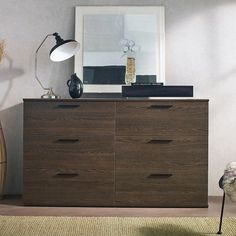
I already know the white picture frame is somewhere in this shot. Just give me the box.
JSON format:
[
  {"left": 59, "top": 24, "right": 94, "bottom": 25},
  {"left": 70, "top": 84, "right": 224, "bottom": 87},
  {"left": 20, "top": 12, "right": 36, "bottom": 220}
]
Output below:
[{"left": 75, "top": 6, "right": 165, "bottom": 93}]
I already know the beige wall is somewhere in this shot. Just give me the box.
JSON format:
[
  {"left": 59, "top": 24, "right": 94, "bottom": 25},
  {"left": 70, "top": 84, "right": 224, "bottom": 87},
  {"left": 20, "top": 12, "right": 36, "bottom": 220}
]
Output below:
[{"left": 0, "top": 0, "right": 236, "bottom": 195}]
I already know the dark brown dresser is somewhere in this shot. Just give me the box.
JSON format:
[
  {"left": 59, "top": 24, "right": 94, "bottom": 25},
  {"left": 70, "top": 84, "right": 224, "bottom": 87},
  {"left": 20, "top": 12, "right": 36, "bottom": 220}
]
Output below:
[{"left": 23, "top": 98, "right": 208, "bottom": 207}]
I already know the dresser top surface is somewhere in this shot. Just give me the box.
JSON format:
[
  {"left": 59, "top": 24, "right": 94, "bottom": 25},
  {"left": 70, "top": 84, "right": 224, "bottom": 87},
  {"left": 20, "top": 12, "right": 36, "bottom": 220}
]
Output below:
[{"left": 23, "top": 98, "right": 209, "bottom": 102}]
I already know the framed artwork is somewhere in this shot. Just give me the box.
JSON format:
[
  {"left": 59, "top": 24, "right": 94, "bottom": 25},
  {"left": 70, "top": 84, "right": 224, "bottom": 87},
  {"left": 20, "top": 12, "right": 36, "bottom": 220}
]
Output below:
[{"left": 75, "top": 6, "right": 165, "bottom": 93}]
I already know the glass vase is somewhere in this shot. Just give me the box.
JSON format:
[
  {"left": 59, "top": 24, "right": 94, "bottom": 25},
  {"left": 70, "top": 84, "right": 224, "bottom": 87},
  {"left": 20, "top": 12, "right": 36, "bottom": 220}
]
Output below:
[{"left": 125, "top": 56, "right": 136, "bottom": 85}]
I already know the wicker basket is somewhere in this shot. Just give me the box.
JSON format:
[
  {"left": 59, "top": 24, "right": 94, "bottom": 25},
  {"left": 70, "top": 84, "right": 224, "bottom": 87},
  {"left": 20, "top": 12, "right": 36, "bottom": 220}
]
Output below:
[{"left": 0, "top": 121, "right": 7, "bottom": 199}]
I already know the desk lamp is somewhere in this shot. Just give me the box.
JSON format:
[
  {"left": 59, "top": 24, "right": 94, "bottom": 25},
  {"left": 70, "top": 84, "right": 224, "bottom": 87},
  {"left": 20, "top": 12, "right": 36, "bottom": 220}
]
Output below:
[{"left": 35, "top": 32, "right": 80, "bottom": 98}]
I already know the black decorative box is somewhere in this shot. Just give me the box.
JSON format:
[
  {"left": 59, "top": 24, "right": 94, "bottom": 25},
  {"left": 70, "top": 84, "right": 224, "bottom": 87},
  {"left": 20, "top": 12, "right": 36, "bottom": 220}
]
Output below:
[{"left": 122, "top": 85, "right": 193, "bottom": 97}]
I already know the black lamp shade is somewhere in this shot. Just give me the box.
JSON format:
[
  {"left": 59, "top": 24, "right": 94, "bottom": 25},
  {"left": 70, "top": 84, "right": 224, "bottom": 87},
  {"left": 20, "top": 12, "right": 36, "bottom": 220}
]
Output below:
[{"left": 49, "top": 39, "right": 80, "bottom": 62}]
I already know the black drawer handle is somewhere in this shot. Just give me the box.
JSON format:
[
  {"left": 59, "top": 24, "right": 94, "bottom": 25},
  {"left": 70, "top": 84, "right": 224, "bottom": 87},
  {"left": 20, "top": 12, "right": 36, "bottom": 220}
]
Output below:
[
  {"left": 55, "top": 172, "right": 79, "bottom": 178},
  {"left": 148, "top": 174, "right": 173, "bottom": 179},
  {"left": 57, "top": 104, "right": 80, "bottom": 109},
  {"left": 57, "top": 139, "right": 79, "bottom": 143},
  {"left": 147, "top": 139, "right": 173, "bottom": 144},
  {"left": 148, "top": 105, "right": 173, "bottom": 109}
]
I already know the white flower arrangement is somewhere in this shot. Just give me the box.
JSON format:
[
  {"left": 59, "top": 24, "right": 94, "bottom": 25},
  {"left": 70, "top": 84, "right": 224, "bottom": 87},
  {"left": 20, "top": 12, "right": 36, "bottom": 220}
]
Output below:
[{"left": 120, "top": 39, "right": 140, "bottom": 57}]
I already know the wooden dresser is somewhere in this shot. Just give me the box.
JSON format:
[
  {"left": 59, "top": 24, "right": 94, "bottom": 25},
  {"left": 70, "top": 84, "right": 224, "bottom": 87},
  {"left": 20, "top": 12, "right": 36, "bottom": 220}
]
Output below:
[{"left": 23, "top": 98, "right": 208, "bottom": 207}]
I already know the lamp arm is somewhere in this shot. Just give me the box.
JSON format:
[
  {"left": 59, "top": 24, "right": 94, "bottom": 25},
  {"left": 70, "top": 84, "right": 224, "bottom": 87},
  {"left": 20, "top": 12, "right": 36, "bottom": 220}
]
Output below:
[{"left": 34, "top": 33, "right": 55, "bottom": 90}]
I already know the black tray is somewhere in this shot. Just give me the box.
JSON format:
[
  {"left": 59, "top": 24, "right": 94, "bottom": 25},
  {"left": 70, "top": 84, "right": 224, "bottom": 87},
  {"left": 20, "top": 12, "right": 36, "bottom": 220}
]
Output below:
[{"left": 122, "top": 85, "right": 193, "bottom": 97}]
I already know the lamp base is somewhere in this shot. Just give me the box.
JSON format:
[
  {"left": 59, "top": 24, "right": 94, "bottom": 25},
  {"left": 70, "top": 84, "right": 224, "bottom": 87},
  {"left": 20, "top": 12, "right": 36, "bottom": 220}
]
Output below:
[{"left": 41, "top": 88, "right": 60, "bottom": 99}]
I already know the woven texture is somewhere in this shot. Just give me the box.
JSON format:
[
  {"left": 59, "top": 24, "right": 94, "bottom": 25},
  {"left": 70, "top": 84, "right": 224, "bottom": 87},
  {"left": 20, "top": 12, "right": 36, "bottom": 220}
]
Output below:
[{"left": 0, "top": 216, "right": 236, "bottom": 236}]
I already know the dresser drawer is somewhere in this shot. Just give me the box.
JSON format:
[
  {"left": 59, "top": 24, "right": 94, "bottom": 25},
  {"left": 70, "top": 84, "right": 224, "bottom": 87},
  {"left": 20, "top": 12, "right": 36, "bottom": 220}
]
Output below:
[
  {"left": 116, "top": 101, "right": 208, "bottom": 136},
  {"left": 115, "top": 135, "right": 208, "bottom": 169},
  {"left": 24, "top": 101, "right": 115, "bottom": 135},
  {"left": 24, "top": 177, "right": 113, "bottom": 206},
  {"left": 116, "top": 154, "right": 207, "bottom": 194},
  {"left": 24, "top": 162, "right": 114, "bottom": 206},
  {"left": 24, "top": 133, "right": 114, "bottom": 160},
  {"left": 115, "top": 157, "right": 207, "bottom": 207}
]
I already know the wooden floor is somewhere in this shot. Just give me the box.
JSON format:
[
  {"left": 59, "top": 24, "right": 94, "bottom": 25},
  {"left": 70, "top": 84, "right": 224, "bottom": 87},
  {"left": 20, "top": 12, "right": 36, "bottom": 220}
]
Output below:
[{"left": 0, "top": 196, "right": 235, "bottom": 217}]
